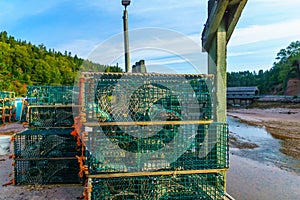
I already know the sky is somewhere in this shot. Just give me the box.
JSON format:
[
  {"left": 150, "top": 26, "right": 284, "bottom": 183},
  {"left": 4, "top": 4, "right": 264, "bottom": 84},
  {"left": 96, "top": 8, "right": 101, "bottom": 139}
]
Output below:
[{"left": 1, "top": 0, "right": 300, "bottom": 73}]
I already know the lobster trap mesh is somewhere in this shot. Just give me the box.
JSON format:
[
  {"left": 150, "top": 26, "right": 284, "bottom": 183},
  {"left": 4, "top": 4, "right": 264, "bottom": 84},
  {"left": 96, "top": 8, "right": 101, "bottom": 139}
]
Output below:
[
  {"left": 0, "top": 91, "right": 15, "bottom": 99},
  {"left": 26, "top": 86, "right": 74, "bottom": 105},
  {"left": 13, "top": 128, "right": 79, "bottom": 159},
  {"left": 85, "top": 123, "right": 228, "bottom": 174},
  {"left": 89, "top": 173, "right": 225, "bottom": 200},
  {"left": 14, "top": 158, "right": 80, "bottom": 185},
  {"left": 79, "top": 73, "right": 213, "bottom": 123},
  {"left": 28, "top": 106, "right": 74, "bottom": 127}
]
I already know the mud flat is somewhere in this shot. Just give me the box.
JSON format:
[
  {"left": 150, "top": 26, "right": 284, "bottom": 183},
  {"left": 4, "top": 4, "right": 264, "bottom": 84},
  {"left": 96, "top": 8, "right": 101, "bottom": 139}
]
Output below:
[
  {"left": 227, "top": 154, "right": 300, "bottom": 200},
  {"left": 227, "top": 108, "right": 300, "bottom": 161}
]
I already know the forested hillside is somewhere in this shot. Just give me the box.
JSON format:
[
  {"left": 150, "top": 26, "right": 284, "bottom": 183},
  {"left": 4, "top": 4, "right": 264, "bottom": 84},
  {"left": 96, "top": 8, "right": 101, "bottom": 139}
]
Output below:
[
  {"left": 1, "top": 31, "right": 299, "bottom": 96},
  {"left": 227, "top": 41, "right": 300, "bottom": 95},
  {"left": 0, "top": 31, "right": 122, "bottom": 96}
]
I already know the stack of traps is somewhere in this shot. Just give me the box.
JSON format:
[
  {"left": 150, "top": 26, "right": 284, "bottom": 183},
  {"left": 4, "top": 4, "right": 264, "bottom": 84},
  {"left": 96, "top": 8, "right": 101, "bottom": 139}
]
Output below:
[
  {"left": 13, "top": 128, "right": 80, "bottom": 185},
  {"left": 22, "top": 86, "right": 75, "bottom": 126},
  {"left": 13, "top": 86, "right": 80, "bottom": 185},
  {"left": 77, "top": 73, "right": 229, "bottom": 199}
]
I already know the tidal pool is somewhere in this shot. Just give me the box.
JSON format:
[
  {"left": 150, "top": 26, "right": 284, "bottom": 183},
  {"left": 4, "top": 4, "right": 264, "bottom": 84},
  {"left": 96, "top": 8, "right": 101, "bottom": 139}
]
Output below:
[{"left": 227, "top": 116, "right": 300, "bottom": 173}]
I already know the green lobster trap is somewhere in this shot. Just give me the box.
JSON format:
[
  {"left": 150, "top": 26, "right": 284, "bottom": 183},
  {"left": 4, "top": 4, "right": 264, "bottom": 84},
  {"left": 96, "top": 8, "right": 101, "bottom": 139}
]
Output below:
[
  {"left": 14, "top": 158, "right": 80, "bottom": 185},
  {"left": 78, "top": 73, "right": 213, "bottom": 123},
  {"left": 85, "top": 123, "right": 228, "bottom": 174},
  {"left": 13, "top": 128, "right": 80, "bottom": 159},
  {"left": 0, "top": 91, "right": 15, "bottom": 99},
  {"left": 87, "top": 172, "right": 225, "bottom": 200},
  {"left": 13, "top": 128, "right": 81, "bottom": 185},
  {"left": 27, "top": 105, "right": 74, "bottom": 128},
  {"left": 26, "top": 86, "right": 74, "bottom": 105}
]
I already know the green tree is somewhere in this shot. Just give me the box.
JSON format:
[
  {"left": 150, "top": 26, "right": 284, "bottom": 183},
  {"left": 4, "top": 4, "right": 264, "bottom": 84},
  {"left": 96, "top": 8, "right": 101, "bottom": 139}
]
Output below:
[
  {"left": 0, "top": 31, "right": 123, "bottom": 96},
  {"left": 227, "top": 41, "right": 300, "bottom": 95}
]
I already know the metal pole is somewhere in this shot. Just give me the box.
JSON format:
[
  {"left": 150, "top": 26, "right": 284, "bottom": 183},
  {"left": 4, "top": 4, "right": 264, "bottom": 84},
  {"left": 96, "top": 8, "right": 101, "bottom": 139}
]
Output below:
[{"left": 123, "top": 8, "right": 131, "bottom": 72}]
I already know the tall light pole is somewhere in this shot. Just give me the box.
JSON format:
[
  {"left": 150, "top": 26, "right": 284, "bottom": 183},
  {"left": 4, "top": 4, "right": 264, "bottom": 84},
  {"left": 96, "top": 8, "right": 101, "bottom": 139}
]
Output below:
[{"left": 122, "top": 0, "right": 131, "bottom": 72}]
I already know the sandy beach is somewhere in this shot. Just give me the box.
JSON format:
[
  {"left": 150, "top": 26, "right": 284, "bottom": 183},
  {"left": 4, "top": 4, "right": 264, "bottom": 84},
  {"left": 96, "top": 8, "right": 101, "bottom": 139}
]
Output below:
[{"left": 227, "top": 108, "right": 300, "bottom": 161}]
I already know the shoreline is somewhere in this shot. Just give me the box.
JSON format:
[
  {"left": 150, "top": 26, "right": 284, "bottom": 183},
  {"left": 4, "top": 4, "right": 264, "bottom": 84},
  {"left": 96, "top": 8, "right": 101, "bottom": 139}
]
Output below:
[{"left": 227, "top": 108, "right": 300, "bottom": 161}]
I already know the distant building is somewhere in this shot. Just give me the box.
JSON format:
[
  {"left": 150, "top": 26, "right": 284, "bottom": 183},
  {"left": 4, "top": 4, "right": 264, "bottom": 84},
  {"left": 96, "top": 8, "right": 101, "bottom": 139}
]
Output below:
[
  {"left": 132, "top": 60, "right": 147, "bottom": 73},
  {"left": 227, "top": 86, "right": 259, "bottom": 106}
]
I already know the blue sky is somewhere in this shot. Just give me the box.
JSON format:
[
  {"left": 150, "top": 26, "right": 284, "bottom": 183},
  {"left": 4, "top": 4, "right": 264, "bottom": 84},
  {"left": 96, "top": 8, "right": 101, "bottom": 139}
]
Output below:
[{"left": 1, "top": 0, "right": 300, "bottom": 73}]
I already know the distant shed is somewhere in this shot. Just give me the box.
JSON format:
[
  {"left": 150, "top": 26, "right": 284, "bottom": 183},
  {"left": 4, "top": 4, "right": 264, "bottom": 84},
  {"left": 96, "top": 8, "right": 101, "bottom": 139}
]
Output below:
[{"left": 227, "top": 86, "right": 259, "bottom": 106}]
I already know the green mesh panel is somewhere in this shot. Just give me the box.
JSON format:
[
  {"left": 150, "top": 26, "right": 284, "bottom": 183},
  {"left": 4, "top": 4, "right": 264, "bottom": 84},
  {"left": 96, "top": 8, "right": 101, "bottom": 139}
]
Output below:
[
  {"left": 26, "top": 86, "right": 74, "bottom": 105},
  {"left": 89, "top": 173, "right": 225, "bottom": 200},
  {"left": 0, "top": 91, "right": 15, "bottom": 99},
  {"left": 28, "top": 106, "right": 74, "bottom": 128},
  {"left": 86, "top": 123, "right": 228, "bottom": 173},
  {"left": 13, "top": 128, "right": 79, "bottom": 159},
  {"left": 14, "top": 158, "right": 80, "bottom": 185},
  {"left": 81, "top": 73, "right": 212, "bottom": 122}
]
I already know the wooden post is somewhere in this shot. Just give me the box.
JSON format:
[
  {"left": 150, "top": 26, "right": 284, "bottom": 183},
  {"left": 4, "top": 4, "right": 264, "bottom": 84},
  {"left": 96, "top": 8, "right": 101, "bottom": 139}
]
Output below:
[
  {"left": 203, "top": 0, "right": 247, "bottom": 122},
  {"left": 202, "top": 0, "right": 248, "bottom": 195},
  {"left": 208, "top": 18, "right": 227, "bottom": 122}
]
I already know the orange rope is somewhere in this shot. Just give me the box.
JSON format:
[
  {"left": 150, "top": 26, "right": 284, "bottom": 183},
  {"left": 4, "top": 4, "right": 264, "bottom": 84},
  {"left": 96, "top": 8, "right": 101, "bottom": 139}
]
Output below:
[
  {"left": 83, "top": 179, "right": 89, "bottom": 200},
  {"left": 76, "top": 155, "right": 88, "bottom": 178}
]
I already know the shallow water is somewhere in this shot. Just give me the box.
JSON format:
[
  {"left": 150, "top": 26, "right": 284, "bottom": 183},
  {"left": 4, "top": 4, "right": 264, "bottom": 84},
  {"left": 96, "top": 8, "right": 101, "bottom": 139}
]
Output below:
[{"left": 227, "top": 116, "right": 300, "bottom": 173}]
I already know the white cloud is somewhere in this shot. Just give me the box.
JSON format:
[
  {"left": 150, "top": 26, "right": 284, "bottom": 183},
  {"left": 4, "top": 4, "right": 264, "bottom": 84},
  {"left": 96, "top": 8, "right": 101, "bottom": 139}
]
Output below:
[
  {"left": 229, "top": 19, "right": 300, "bottom": 47},
  {"left": 251, "top": 0, "right": 298, "bottom": 4},
  {"left": 78, "top": 28, "right": 207, "bottom": 73},
  {"left": 228, "top": 51, "right": 255, "bottom": 57}
]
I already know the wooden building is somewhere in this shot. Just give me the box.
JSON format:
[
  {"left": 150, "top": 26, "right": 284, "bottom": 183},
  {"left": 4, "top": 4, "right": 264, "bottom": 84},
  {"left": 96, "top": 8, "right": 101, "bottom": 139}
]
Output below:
[{"left": 227, "top": 86, "right": 259, "bottom": 106}]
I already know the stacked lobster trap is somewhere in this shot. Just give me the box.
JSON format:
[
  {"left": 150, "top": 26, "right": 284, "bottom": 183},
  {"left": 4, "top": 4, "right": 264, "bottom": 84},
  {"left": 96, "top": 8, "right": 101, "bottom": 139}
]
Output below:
[
  {"left": 21, "top": 86, "right": 74, "bottom": 125},
  {"left": 75, "top": 72, "right": 229, "bottom": 200},
  {"left": 0, "top": 91, "right": 15, "bottom": 125},
  {"left": 12, "top": 86, "right": 81, "bottom": 185}
]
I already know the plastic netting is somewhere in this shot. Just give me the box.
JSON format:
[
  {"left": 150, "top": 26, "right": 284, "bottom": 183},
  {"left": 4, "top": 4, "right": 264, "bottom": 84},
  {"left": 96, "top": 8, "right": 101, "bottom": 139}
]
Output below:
[
  {"left": 26, "top": 86, "right": 74, "bottom": 105},
  {"left": 13, "top": 128, "right": 79, "bottom": 159},
  {"left": 85, "top": 123, "right": 228, "bottom": 173},
  {"left": 89, "top": 173, "right": 225, "bottom": 200},
  {"left": 14, "top": 158, "right": 80, "bottom": 185},
  {"left": 79, "top": 73, "right": 213, "bottom": 123},
  {"left": 28, "top": 106, "right": 74, "bottom": 127}
]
